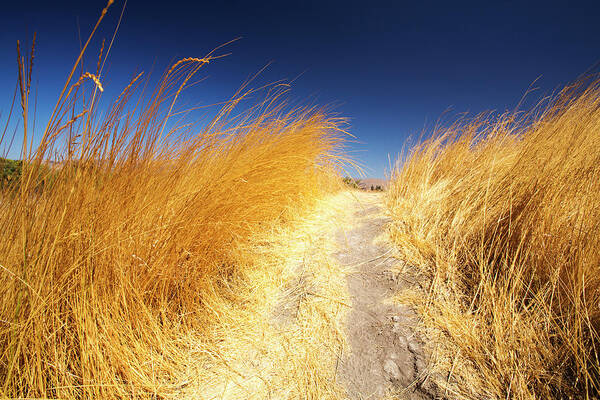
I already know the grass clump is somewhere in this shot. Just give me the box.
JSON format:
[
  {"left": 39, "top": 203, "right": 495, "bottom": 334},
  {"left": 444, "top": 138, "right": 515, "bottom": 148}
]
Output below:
[
  {"left": 0, "top": 3, "right": 348, "bottom": 398},
  {"left": 386, "top": 78, "right": 600, "bottom": 399},
  {"left": 0, "top": 158, "right": 22, "bottom": 187}
]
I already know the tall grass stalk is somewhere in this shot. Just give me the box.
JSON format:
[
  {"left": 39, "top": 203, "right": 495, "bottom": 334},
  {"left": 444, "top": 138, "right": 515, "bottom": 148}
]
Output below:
[
  {"left": 386, "top": 78, "right": 600, "bottom": 399},
  {"left": 0, "top": 3, "right": 348, "bottom": 397}
]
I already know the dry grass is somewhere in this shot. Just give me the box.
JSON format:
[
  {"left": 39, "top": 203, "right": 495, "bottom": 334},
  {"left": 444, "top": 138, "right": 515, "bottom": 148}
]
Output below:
[
  {"left": 178, "top": 191, "right": 354, "bottom": 399},
  {"left": 386, "top": 78, "right": 600, "bottom": 399},
  {"left": 0, "top": 3, "right": 349, "bottom": 398}
]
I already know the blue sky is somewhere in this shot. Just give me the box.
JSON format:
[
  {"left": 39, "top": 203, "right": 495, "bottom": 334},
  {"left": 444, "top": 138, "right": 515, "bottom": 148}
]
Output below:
[{"left": 2, "top": 0, "right": 600, "bottom": 178}]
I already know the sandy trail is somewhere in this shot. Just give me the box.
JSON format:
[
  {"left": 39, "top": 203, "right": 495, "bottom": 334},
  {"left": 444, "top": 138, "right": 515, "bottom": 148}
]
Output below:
[
  {"left": 183, "top": 191, "right": 437, "bottom": 399},
  {"left": 335, "top": 192, "right": 437, "bottom": 399}
]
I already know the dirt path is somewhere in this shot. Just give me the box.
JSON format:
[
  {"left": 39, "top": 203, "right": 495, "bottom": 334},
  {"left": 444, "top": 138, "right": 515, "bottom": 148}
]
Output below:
[
  {"left": 335, "top": 193, "right": 437, "bottom": 400},
  {"left": 183, "top": 191, "right": 437, "bottom": 399}
]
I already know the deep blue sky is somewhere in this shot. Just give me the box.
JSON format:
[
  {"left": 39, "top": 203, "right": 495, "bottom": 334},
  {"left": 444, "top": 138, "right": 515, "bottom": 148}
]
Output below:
[{"left": 2, "top": 0, "right": 600, "bottom": 177}]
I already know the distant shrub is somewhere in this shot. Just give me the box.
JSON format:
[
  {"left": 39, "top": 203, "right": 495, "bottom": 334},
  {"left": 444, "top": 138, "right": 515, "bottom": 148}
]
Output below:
[
  {"left": 0, "top": 158, "right": 22, "bottom": 187},
  {"left": 0, "top": 158, "right": 58, "bottom": 192},
  {"left": 342, "top": 176, "right": 361, "bottom": 189}
]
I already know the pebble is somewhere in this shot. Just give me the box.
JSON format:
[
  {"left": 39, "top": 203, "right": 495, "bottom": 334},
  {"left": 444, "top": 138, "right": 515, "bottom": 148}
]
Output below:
[
  {"left": 408, "top": 341, "right": 419, "bottom": 353},
  {"left": 396, "top": 335, "right": 408, "bottom": 350},
  {"left": 383, "top": 359, "right": 401, "bottom": 380}
]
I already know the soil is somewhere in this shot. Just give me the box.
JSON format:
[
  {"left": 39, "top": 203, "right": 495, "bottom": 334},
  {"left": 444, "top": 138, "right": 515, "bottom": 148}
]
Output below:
[{"left": 335, "top": 193, "right": 439, "bottom": 400}]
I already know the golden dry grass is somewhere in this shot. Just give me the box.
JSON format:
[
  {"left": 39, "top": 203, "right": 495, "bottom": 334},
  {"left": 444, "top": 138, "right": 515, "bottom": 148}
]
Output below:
[
  {"left": 386, "top": 78, "right": 600, "bottom": 399},
  {"left": 0, "top": 4, "right": 350, "bottom": 398},
  {"left": 177, "top": 191, "right": 355, "bottom": 399}
]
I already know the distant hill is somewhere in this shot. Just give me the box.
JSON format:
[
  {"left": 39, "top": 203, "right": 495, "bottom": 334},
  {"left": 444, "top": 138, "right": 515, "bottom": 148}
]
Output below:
[{"left": 357, "top": 178, "right": 388, "bottom": 191}]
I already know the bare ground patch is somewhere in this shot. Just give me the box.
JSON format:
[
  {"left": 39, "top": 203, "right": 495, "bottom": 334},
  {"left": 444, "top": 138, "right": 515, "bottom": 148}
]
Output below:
[{"left": 335, "top": 193, "right": 438, "bottom": 400}]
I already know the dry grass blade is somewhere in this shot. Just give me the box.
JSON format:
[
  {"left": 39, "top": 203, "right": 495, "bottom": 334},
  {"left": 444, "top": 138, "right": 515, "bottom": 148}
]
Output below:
[
  {"left": 386, "top": 77, "right": 600, "bottom": 399},
  {"left": 0, "top": 4, "right": 350, "bottom": 398}
]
